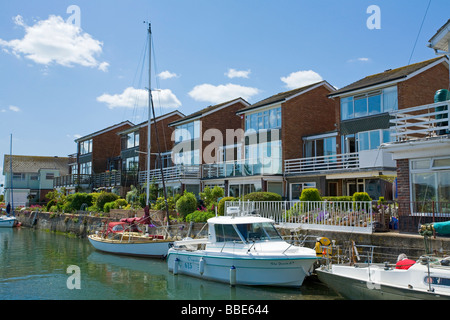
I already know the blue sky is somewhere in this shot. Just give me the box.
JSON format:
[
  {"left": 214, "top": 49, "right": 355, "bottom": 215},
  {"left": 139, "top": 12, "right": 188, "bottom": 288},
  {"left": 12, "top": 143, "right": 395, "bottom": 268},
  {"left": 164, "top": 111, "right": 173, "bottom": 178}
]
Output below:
[{"left": 0, "top": 0, "right": 449, "bottom": 191}]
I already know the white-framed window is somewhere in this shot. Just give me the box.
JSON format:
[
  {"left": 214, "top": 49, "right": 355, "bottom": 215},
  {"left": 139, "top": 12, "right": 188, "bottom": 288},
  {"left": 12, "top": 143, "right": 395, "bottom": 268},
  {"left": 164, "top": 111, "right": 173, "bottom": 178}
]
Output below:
[
  {"left": 410, "top": 157, "right": 450, "bottom": 204},
  {"left": 45, "top": 173, "right": 54, "bottom": 180},
  {"left": 289, "top": 182, "right": 316, "bottom": 200},
  {"left": 174, "top": 120, "right": 200, "bottom": 143},
  {"left": 126, "top": 131, "right": 139, "bottom": 149},
  {"left": 123, "top": 156, "right": 139, "bottom": 171},
  {"left": 341, "top": 86, "right": 398, "bottom": 120},
  {"left": 245, "top": 107, "right": 281, "bottom": 132},
  {"left": 13, "top": 173, "right": 25, "bottom": 180},
  {"left": 80, "top": 139, "right": 92, "bottom": 155},
  {"left": 354, "top": 129, "right": 392, "bottom": 151},
  {"left": 80, "top": 162, "right": 92, "bottom": 175}
]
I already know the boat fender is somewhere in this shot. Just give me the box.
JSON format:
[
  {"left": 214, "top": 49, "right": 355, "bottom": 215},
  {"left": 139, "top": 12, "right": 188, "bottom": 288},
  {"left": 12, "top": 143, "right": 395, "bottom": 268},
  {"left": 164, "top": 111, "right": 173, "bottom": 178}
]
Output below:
[
  {"left": 199, "top": 257, "right": 205, "bottom": 275},
  {"left": 173, "top": 258, "right": 179, "bottom": 275},
  {"left": 230, "top": 266, "right": 236, "bottom": 287},
  {"left": 315, "top": 237, "right": 332, "bottom": 258}
]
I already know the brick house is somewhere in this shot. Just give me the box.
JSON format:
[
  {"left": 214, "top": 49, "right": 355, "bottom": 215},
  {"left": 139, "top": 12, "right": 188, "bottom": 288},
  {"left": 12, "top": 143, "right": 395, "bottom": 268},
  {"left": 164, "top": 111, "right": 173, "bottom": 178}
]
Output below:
[
  {"left": 200, "top": 81, "right": 336, "bottom": 198},
  {"left": 165, "top": 98, "right": 251, "bottom": 195},
  {"left": 283, "top": 56, "right": 449, "bottom": 201}
]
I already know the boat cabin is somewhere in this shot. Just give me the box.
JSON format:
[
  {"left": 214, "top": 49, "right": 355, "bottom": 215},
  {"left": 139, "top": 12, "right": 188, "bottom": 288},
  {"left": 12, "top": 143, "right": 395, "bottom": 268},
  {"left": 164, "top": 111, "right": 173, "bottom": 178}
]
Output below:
[{"left": 207, "top": 216, "right": 282, "bottom": 244}]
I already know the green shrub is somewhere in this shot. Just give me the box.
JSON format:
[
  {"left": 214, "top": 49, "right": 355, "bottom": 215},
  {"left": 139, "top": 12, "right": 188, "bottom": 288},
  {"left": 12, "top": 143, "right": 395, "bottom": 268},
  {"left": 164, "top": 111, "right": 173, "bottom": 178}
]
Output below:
[
  {"left": 185, "top": 210, "right": 215, "bottom": 223},
  {"left": 353, "top": 192, "right": 372, "bottom": 202},
  {"left": 103, "top": 201, "right": 116, "bottom": 213},
  {"left": 199, "top": 186, "right": 224, "bottom": 207},
  {"left": 242, "top": 192, "right": 282, "bottom": 202},
  {"left": 153, "top": 196, "right": 176, "bottom": 211},
  {"left": 299, "top": 188, "right": 321, "bottom": 201},
  {"left": 322, "top": 196, "right": 353, "bottom": 202},
  {"left": 63, "top": 193, "right": 94, "bottom": 212},
  {"left": 218, "top": 196, "right": 236, "bottom": 215},
  {"left": 115, "top": 198, "right": 128, "bottom": 208},
  {"left": 96, "top": 192, "right": 119, "bottom": 212},
  {"left": 175, "top": 191, "right": 197, "bottom": 219}
]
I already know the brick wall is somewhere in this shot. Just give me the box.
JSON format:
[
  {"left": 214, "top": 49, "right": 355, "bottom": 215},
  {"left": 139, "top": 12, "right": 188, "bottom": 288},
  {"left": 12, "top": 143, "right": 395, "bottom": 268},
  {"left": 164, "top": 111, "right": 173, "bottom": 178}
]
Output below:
[
  {"left": 282, "top": 84, "right": 336, "bottom": 162},
  {"left": 92, "top": 123, "right": 132, "bottom": 173},
  {"left": 398, "top": 62, "right": 449, "bottom": 109}
]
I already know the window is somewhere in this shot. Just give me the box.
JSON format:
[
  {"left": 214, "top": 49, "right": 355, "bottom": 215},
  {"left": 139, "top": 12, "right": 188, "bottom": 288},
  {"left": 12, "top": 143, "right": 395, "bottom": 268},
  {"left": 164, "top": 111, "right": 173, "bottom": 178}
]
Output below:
[
  {"left": 80, "top": 139, "right": 92, "bottom": 155},
  {"left": 214, "top": 224, "right": 242, "bottom": 242},
  {"left": 290, "top": 182, "right": 316, "bottom": 200},
  {"left": 245, "top": 107, "right": 281, "bottom": 132},
  {"left": 126, "top": 132, "right": 139, "bottom": 149},
  {"left": 80, "top": 162, "right": 92, "bottom": 175},
  {"left": 174, "top": 121, "right": 200, "bottom": 143},
  {"left": 45, "top": 173, "right": 54, "bottom": 180},
  {"left": 123, "top": 156, "right": 139, "bottom": 171},
  {"left": 30, "top": 174, "right": 39, "bottom": 181},
  {"left": 304, "top": 136, "right": 337, "bottom": 158},
  {"left": 411, "top": 157, "right": 450, "bottom": 204},
  {"left": 357, "top": 129, "right": 392, "bottom": 151},
  {"left": 341, "top": 86, "right": 398, "bottom": 120},
  {"left": 13, "top": 173, "right": 25, "bottom": 180}
]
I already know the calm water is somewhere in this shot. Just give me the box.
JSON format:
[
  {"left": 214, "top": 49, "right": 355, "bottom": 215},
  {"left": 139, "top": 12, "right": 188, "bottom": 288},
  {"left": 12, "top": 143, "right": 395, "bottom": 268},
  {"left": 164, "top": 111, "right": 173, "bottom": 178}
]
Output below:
[{"left": 0, "top": 227, "right": 342, "bottom": 301}]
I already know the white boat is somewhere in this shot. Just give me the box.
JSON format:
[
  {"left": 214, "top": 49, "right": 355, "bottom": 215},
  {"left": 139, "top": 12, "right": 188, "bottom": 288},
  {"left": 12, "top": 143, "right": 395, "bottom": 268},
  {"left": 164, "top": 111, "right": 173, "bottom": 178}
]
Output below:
[
  {"left": 88, "top": 219, "right": 172, "bottom": 258},
  {"left": 316, "top": 254, "right": 450, "bottom": 300},
  {"left": 167, "top": 215, "right": 318, "bottom": 287},
  {"left": 0, "top": 216, "right": 18, "bottom": 228}
]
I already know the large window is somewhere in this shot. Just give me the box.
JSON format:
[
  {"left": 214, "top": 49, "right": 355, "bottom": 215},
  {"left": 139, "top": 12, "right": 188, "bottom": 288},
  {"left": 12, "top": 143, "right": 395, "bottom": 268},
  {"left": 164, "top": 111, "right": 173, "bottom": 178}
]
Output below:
[
  {"left": 245, "top": 107, "right": 281, "bottom": 132},
  {"left": 174, "top": 120, "right": 200, "bottom": 143},
  {"left": 123, "top": 156, "right": 139, "bottom": 171},
  {"left": 357, "top": 129, "right": 392, "bottom": 151},
  {"left": 80, "top": 139, "right": 92, "bottom": 155},
  {"left": 80, "top": 162, "right": 92, "bottom": 175},
  {"left": 126, "top": 131, "right": 139, "bottom": 149},
  {"left": 304, "top": 136, "right": 337, "bottom": 158},
  {"left": 244, "top": 140, "right": 281, "bottom": 174},
  {"left": 341, "top": 86, "right": 398, "bottom": 120},
  {"left": 411, "top": 157, "right": 450, "bottom": 204}
]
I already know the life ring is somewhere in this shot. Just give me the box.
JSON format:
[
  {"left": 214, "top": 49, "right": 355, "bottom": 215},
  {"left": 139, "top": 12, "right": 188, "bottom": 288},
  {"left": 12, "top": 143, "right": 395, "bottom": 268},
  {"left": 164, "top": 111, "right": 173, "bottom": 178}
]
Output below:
[{"left": 315, "top": 237, "right": 332, "bottom": 258}]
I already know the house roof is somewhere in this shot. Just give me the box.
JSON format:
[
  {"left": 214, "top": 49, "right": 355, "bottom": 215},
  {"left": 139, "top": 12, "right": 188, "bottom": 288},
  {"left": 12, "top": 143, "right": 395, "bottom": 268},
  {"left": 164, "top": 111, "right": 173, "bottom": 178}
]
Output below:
[
  {"left": 236, "top": 81, "right": 335, "bottom": 115},
  {"left": 328, "top": 56, "right": 449, "bottom": 97},
  {"left": 117, "top": 110, "right": 185, "bottom": 135},
  {"left": 75, "top": 120, "right": 134, "bottom": 142},
  {"left": 428, "top": 19, "right": 450, "bottom": 52},
  {"left": 168, "top": 98, "right": 250, "bottom": 126},
  {"left": 3, "top": 155, "right": 71, "bottom": 174}
]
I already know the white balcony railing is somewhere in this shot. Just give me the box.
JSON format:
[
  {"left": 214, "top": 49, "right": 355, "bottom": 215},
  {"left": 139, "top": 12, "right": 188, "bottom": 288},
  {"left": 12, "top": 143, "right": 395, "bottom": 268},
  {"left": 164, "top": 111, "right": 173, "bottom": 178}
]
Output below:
[
  {"left": 390, "top": 100, "right": 449, "bottom": 141},
  {"left": 138, "top": 165, "right": 200, "bottom": 184},
  {"left": 284, "top": 152, "right": 359, "bottom": 175},
  {"left": 202, "top": 158, "right": 282, "bottom": 179}
]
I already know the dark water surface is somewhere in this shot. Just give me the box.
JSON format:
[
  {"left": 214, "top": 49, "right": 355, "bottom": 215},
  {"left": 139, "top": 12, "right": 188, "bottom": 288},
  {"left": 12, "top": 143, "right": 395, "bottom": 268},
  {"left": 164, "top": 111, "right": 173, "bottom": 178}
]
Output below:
[{"left": 0, "top": 227, "right": 342, "bottom": 301}]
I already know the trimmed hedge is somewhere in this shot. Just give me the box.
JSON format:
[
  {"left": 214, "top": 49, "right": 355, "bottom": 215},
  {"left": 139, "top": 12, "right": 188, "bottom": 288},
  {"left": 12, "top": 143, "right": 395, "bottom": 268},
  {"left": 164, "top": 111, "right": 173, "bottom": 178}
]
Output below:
[
  {"left": 218, "top": 196, "right": 236, "bottom": 215},
  {"left": 242, "top": 192, "right": 282, "bottom": 202}
]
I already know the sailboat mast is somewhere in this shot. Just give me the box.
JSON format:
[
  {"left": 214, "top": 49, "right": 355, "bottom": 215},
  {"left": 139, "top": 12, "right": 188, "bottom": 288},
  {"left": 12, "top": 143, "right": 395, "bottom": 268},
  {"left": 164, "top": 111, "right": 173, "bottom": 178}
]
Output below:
[
  {"left": 146, "top": 23, "right": 152, "bottom": 206},
  {"left": 9, "top": 134, "right": 14, "bottom": 215}
]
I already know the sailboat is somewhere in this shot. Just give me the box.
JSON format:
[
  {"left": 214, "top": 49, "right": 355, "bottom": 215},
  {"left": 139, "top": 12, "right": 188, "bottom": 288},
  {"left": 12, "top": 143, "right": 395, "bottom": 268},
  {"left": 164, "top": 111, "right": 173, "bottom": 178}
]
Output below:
[
  {"left": 88, "top": 23, "right": 173, "bottom": 258},
  {"left": 1, "top": 134, "right": 19, "bottom": 228}
]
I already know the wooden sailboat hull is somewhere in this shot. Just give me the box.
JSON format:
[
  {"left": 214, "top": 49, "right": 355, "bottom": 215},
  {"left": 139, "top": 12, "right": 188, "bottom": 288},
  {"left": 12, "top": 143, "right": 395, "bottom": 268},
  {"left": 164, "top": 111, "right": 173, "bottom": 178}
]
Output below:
[{"left": 88, "top": 235, "right": 172, "bottom": 258}]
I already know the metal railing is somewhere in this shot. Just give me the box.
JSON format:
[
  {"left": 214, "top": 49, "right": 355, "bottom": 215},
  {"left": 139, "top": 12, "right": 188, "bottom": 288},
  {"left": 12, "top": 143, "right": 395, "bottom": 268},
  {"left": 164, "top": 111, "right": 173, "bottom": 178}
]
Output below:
[
  {"left": 53, "top": 174, "right": 92, "bottom": 188},
  {"left": 390, "top": 101, "right": 450, "bottom": 141},
  {"left": 224, "top": 200, "right": 374, "bottom": 234},
  {"left": 284, "top": 152, "right": 359, "bottom": 175},
  {"left": 138, "top": 165, "right": 200, "bottom": 184},
  {"left": 202, "top": 158, "right": 282, "bottom": 179}
]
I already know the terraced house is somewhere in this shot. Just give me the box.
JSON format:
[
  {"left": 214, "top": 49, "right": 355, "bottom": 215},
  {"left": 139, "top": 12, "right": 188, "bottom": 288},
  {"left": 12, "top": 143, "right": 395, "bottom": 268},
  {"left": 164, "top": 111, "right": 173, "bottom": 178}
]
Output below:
[{"left": 284, "top": 56, "right": 449, "bottom": 201}]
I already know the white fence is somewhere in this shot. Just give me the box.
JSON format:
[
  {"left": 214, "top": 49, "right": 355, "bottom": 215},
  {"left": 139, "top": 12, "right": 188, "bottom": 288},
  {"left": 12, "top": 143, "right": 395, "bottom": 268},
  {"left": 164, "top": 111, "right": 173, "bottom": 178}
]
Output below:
[{"left": 224, "top": 200, "right": 374, "bottom": 234}]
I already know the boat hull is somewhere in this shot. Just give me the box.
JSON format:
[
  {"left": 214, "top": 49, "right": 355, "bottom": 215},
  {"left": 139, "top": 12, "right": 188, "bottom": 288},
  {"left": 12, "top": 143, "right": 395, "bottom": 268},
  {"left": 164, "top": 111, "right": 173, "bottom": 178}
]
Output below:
[
  {"left": 0, "top": 217, "right": 17, "bottom": 228},
  {"left": 88, "top": 235, "right": 172, "bottom": 258},
  {"left": 167, "top": 250, "right": 317, "bottom": 287},
  {"left": 316, "top": 265, "right": 450, "bottom": 300}
]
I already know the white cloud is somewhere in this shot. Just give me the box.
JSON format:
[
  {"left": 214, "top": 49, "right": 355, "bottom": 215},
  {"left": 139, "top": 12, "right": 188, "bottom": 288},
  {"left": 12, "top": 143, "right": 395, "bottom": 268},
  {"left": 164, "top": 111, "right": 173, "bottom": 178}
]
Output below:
[
  {"left": 97, "top": 87, "right": 181, "bottom": 109},
  {"left": 280, "top": 70, "right": 323, "bottom": 89},
  {"left": 0, "top": 15, "right": 108, "bottom": 71},
  {"left": 348, "top": 57, "right": 371, "bottom": 63},
  {"left": 158, "top": 70, "right": 179, "bottom": 80},
  {"left": 9, "top": 105, "right": 21, "bottom": 112},
  {"left": 188, "top": 83, "right": 260, "bottom": 104},
  {"left": 225, "top": 68, "right": 251, "bottom": 79}
]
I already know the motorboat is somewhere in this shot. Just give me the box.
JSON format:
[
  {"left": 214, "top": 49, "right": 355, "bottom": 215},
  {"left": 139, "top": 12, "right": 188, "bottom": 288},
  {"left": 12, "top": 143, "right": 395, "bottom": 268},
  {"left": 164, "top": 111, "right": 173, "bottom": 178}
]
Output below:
[
  {"left": 0, "top": 215, "right": 18, "bottom": 228},
  {"left": 167, "top": 214, "right": 318, "bottom": 287},
  {"left": 88, "top": 217, "right": 173, "bottom": 258},
  {"left": 316, "top": 249, "right": 450, "bottom": 300}
]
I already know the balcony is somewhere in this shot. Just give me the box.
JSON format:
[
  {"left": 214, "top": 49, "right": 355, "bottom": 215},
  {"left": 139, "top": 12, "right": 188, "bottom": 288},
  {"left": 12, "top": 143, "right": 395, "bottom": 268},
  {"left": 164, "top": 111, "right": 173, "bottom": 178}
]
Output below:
[
  {"left": 390, "top": 100, "right": 449, "bottom": 141},
  {"left": 53, "top": 174, "right": 92, "bottom": 189},
  {"left": 284, "top": 152, "right": 359, "bottom": 175},
  {"left": 202, "top": 158, "right": 282, "bottom": 179},
  {"left": 138, "top": 165, "right": 201, "bottom": 184}
]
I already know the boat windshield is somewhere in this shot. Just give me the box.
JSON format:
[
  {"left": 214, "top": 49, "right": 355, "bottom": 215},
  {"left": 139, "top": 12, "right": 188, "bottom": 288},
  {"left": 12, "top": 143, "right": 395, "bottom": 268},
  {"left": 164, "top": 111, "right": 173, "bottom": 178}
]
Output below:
[{"left": 236, "top": 222, "right": 282, "bottom": 242}]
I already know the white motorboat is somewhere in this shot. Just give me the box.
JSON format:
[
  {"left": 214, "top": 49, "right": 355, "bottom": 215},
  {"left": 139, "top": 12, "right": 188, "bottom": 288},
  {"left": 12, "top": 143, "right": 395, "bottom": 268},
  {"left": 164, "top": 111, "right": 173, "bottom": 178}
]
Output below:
[
  {"left": 167, "top": 215, "right": 318, "bottom": 287},
  {"left": 88, "top": 219, "right": 173, "bottom": 258},
  {"left": 0, "top": 216, "right": 18, "bottom": 228},
  {"left": 316, "top": 255, "right": 450, "bottom": 300}
]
